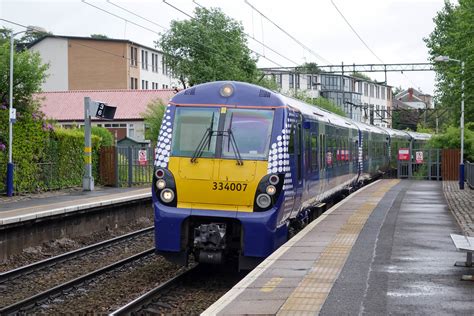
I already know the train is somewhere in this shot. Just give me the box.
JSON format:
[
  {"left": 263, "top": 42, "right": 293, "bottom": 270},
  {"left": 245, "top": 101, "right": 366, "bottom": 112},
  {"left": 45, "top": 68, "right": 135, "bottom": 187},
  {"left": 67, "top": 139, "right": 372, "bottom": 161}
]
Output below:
[{"left": 152, "top": 81, "right": 430, "bottom": 269}]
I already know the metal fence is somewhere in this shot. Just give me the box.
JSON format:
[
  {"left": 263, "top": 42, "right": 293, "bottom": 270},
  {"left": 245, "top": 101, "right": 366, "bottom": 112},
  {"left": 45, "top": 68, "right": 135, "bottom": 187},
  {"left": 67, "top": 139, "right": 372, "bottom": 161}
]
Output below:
[
  {"left": 116, "top": 147, "right": 155, "bottom": 187},
  {"left": 397, "top": 148, "right": 441, "bottom": 180},
  {"left": 466, "top": 161, "right": 474, "bottom": 189}
]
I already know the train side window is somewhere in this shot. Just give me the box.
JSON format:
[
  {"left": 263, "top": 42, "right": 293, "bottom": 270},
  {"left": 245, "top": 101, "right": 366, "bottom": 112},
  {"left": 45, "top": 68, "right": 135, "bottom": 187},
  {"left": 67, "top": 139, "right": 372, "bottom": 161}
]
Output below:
[
  {"left": 319, "top": 134, "right": 323, "bottom": 170},
  {"left": 311, "top": 133, "right": 318, "bottom": 171},
  {"left": 296, "top": 123, "right": 302, "bottom": 181}
]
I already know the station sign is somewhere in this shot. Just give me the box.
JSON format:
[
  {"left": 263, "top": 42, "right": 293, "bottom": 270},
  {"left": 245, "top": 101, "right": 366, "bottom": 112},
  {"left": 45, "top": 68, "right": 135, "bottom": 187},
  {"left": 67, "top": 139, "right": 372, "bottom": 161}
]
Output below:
[{"left": 398, "top": 148, "right": 410, "bottom": 161}]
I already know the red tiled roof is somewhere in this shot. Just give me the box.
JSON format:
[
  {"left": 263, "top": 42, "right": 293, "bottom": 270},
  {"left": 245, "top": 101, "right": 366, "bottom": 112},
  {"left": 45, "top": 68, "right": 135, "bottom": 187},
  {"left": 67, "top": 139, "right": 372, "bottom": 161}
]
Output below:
[{"left": 35, "top": 89, "right": 177, "bottom": 121}]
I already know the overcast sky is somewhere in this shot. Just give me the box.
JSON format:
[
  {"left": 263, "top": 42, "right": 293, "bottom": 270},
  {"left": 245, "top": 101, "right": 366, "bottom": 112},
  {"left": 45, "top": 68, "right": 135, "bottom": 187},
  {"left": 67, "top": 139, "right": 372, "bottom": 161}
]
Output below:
[{"left": 1, "top": 0, "right": 448, "bottom": 95}]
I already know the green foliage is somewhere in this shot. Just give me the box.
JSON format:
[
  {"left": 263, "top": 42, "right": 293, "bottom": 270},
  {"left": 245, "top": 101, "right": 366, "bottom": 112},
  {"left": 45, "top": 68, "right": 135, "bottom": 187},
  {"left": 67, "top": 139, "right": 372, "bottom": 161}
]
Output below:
[
  {"left": 428, "top": 123, "right": 474, "bottom": 161},
  {"left": 141, "top": 98, "right": 166, "bottom": 142},
  {"left": 158, "top": 7, "right": 259, "bottom": 88},
  {"left": 0, "top": 41, "right": 48, "bottom": 110},
  {"left": 351, "top": 72, "right": 373, "bottom": 82},
  {"left": 416, "top": 123, "right": 433, "bottom": 134},
  {"left": 290, "top": 91, "right": 346, "bottom": 117},
  {"left": 91, "top": 126, "right": 114, "bottom": 147},
  {"left": 424, "top": 0, "right": 474, "bottom": 126},
  {"left": 90, "top": 34, "right": 109, "bottom": 39},
  {"left": 296, "top": 62, "right": 321, "bottom": 74}
]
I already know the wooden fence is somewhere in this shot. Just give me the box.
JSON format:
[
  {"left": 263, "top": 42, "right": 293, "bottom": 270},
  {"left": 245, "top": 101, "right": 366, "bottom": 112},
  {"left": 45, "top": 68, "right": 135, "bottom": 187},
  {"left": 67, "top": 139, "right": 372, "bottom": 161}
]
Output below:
[{"left": 442, "top": 149, "right": 460, "bottom": 180}]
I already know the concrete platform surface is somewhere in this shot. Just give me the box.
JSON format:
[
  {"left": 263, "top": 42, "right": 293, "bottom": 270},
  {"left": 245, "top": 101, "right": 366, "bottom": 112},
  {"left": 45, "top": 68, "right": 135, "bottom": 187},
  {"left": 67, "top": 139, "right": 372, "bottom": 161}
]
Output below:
[
  {"left": 204, "top": 180, "right": 473, "bottom": 315},
  {"left": 0, "top": 187, "right": 151, "bottom": 225}
]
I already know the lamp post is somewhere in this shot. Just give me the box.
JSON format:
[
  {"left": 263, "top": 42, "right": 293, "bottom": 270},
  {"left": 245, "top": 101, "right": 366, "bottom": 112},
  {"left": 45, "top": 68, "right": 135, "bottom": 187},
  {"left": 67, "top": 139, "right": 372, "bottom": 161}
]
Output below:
[
  {"left": 7, "top": 26, "right": 45, "bottom": 197},
  {"left": 434, "top": 55, "right": 465, "bottom": 190}
]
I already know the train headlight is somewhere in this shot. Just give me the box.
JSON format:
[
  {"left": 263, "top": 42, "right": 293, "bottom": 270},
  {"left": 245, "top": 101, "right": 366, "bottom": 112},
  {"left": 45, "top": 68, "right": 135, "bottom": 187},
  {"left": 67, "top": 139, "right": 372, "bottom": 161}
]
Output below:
[
  {"left": 220, "top": 83, "right": 234, "bottom": 97},
  {"left": 155, "top": 169, "right": 165, "bottom": 179},
  {"left": 269, "top": 174, "right": 279, "bottom": 185},
  {"left": 160, "top": 189, "right": 175, "bottom": 203},
  {"left": 266, "top": 185, "right": 276, "bottom": 196},
  {"left": 156, "top": 179, "right": 166, "bottom": 190},
  {"left": 256, "top": 193, "right": 271, "bottom": 209}
]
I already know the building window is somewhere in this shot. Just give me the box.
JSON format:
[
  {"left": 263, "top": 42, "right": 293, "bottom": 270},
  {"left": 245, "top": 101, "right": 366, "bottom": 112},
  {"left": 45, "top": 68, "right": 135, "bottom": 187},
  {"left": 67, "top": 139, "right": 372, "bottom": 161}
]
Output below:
[
  {"left": 289, "top": 74, "right": 294, "bottom": 89},
  {"left": 370, "top": 84, "right": 374, "bottom": 97},
  {"left": 130, "top": 46, "right": 138, "bottom": 67},
  {"left": 162, "top": 56, "right": 168, "bottom": 75},
  {"left": 307, "top": 75, "right": 312, "bottom": 89},
  {"left": 162, "top": 84, "right": 168, "bottom": 89},
  {"left": 381, "top": 87, "right": 386, "bottom": 100},
  {"left": 141, "top": 80, "right": 148, "bottom": 90},
  {"left": 376, "top": 86, "right": 380, "bottom": 99},
  {"left": 381, "top": 106, "right": 385, "bottom": 118},
  {"left": 387, "top": 87, "right": 391, "bottom": 100},
  {"left": 131, "top": 77, "right": 138, "bottom": 89},
  {"left": 295, "top": 74, "right": 300, "bottom": 89},
  {"left": 141, "top": 50, "right": 148, "bottom": 70},
  {"left": 152, "top": 53, "right": 158, "bottom": 72},
  {"left": 129, "top": 123, "right": 135, "bottom": 138},
  {"left": 364, "top": 83, "right": 368, "bottom": 96},
  {"left": 358, "top": 81, "right": 362, "bottom": 93},
  {"left": 276, "top": 74, "right": 282, "bottom": 88}
]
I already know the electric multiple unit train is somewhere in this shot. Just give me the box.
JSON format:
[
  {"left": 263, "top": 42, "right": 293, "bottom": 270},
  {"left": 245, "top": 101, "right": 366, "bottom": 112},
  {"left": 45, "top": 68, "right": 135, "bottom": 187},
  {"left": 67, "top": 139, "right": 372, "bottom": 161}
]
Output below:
[{"left": 152, "top": 81, "right": 429, "bottom": 268}]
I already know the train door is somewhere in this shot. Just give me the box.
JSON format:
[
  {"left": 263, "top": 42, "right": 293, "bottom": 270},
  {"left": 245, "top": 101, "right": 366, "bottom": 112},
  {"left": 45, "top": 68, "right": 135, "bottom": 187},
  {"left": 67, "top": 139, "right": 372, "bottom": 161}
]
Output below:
[
  {"left": 292, "top": 113, "right": 304, "bottom": 215},
  {"left": 318, "top": 122, "right": 326, "bottom": 200}
]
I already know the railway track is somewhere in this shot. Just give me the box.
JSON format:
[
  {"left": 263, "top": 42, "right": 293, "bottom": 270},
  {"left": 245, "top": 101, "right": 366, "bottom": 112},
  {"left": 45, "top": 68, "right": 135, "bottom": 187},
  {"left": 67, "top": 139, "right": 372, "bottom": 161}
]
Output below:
[
  {"left": 0, "top": 249, "right": 155, "bottom": 315},
  {"left": 111, "top": 264, "right": 248, "bottom": 315},
  {"left": 0, "top": 226, "right": 153, "bottom": 283},
  {"left": 0, "top": 227, "right": 154, "bottom": 313}
]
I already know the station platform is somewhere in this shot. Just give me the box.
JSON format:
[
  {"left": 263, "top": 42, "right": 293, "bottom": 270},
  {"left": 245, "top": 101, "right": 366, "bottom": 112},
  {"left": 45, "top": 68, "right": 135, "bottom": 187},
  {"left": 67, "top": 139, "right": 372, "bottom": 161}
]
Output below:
[
  {"left": 0, "top": 187, "right": 151, "bottom": 226},
  {"left": 204, "top": 179, "right": 474, "bottom": 315}
]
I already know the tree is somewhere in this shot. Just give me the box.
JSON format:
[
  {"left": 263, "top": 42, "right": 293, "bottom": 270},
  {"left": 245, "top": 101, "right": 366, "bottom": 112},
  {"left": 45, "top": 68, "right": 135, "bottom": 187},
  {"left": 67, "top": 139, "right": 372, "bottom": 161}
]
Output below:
[
  {"left": 424, "top": 0, "right": 474, "bottom": 126},
  {"left": 0, "top": 41, "right": 48, "bottom": 111},
  {"left": 90, "top": 34, "right": 109, "bottom": 39},
  {"left": 351, "top": 72, "right": 373, "bottom": 82},
  {"left": 296, "top": 62, "right": 321, "bottom": 74},
  {"left": 158, "top": 7, "right": 260, "bottom": 89},
  {"left": 141, "top": 99, "right": 166, "bottom": 142}
]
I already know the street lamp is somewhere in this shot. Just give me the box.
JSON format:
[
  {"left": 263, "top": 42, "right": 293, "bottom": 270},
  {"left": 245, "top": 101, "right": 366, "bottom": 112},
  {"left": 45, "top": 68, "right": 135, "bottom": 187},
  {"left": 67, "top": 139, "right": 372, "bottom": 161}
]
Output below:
[
  {"left": 7, "top": 25, "right": 45, "bottom": 197},
  {"left": 433, "top": 55, "right": 465, "bottom": 190}
]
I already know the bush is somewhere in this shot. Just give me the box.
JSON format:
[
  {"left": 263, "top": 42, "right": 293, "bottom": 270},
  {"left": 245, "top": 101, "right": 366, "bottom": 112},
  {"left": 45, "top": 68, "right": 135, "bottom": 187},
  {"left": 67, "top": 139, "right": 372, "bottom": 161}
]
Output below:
[{"left": 428, "top": 123, "right": 474, "bottom": 161}]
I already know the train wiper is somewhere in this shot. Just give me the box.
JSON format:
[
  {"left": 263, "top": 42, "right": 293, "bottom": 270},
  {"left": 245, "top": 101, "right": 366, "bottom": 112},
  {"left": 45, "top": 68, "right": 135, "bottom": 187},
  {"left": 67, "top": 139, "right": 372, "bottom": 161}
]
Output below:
[
  {"left": 190, "top": 113, "right": 215, "bottom": 163},
  {"left": 227, "top": 128, "right": 244, "bottom": 166},
  {"left": 226, "top": 113, "right": 243, "bottom": 166}
]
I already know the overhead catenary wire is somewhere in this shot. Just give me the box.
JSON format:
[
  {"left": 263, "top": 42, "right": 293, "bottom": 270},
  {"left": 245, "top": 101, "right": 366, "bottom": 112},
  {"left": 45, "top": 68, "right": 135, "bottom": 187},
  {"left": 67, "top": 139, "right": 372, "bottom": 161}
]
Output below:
[
  {"left": 161, "top": 0, "right": 284, "bottom": 67},
  {"left": 192, "top": 0, "right": 299, "bottom": 66},
  {"left": 244, "top": 0, "right": 332, "bottom": 65},
  {"left": 329, "top": 0, "right": 422, "bottom": 90}
]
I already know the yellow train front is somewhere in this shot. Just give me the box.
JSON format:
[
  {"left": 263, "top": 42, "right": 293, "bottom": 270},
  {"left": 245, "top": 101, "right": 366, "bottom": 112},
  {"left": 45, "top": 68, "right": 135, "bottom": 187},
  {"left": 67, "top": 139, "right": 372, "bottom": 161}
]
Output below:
[{"left": 153, "top": 81, "right": 291, "bottom": 268}]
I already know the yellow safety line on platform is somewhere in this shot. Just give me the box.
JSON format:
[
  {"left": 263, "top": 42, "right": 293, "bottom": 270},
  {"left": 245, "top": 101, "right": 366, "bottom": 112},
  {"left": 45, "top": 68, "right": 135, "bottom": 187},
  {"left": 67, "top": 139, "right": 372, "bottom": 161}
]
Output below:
[
  {"left": 260, "top": 277, "right": 284, "bottom": 293},
  {"left": 277, "top": 179, "right": 399, "bottom": 315}
]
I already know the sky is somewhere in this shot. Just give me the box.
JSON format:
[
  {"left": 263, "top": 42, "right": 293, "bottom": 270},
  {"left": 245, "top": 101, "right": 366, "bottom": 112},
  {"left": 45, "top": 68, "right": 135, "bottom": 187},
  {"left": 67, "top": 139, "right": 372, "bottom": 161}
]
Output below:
[{"left": 1, "top": 0, "right": 448, "bottom": 95}]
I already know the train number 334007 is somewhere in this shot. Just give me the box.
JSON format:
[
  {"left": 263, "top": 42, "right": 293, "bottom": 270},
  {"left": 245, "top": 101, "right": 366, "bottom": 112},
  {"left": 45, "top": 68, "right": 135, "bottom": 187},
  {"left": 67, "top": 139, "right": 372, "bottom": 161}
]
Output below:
[{"left": 212, "top": 182, "right": 247, "bottom": 191}]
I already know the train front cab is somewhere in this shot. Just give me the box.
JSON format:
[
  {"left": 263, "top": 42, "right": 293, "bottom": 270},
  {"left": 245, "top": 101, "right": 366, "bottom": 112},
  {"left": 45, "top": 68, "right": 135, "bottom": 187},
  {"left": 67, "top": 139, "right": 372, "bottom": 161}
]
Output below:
[{"left": 153, "top": 82, "right": 292, "bottom": 268}]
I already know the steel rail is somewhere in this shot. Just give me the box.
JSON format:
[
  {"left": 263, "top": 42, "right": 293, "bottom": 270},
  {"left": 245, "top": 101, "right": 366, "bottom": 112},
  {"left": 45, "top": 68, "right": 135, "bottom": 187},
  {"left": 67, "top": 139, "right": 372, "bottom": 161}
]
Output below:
[
  {"left": 0, "top": 248, "right": 155, "bottom": 315},
  {"left": 0, "top": 226, "right": 153, "bottom": 284},
  {"left": 110, "top": 264, "right": 199, "bottom": 316}
]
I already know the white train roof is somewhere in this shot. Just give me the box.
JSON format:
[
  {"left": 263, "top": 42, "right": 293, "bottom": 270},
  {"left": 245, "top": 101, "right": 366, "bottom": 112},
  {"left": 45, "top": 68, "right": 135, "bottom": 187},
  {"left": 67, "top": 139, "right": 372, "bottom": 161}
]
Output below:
[
  {"left": 282, "top": 95, "right": 359, "bottom": 131},
  {"left": 378, "top": 127, "right": 411, "bottom": 139},
  {"left": 405, "top": 131, "right": 432, "bottom": 140}
]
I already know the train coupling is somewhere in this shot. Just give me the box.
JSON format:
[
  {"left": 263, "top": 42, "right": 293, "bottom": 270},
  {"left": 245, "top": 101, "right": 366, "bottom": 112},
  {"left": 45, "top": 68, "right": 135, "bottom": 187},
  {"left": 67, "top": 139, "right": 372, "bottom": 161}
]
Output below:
[{"left": 194, "top": 223, "right": 226, "bottom": 264}]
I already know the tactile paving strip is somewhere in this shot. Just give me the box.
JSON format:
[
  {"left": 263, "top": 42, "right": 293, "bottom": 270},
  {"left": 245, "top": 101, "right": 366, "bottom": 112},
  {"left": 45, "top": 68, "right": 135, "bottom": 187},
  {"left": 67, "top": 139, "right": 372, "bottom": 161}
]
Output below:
[{"left": 278, "top": 180, "right": 399, "bottom": 314}]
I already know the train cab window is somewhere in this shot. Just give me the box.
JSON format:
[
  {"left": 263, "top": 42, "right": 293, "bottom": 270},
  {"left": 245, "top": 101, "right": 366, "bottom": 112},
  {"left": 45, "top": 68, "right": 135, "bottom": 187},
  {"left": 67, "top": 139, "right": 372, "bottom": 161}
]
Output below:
[
  {"left": 222, "top": 109, "right": 274, "bottom": 160},
  {"left": 171, "top": 107, "right": 220, "bottom": 157},
  {"left": 311, "top": 133, "right": 318, "bottom": 171}
]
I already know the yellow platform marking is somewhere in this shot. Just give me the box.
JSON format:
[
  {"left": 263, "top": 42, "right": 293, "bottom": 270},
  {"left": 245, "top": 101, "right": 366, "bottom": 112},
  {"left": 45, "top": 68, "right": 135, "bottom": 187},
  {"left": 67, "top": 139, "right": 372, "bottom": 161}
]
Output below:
[
  {"left": 278, "top": 179, "right": 399, "bottom": 314},
  {"left": 260, "top": 277, "right": 283, "bottom": 293}
]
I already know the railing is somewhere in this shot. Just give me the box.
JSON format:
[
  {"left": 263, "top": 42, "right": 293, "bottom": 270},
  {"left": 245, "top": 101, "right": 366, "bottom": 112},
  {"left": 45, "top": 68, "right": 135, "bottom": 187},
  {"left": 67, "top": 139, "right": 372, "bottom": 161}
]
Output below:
[
  {"left": 466, "top": 161, "right": 474, "bottom": 189},
  {"left": 116, "top": 147, "right": 154, "bottom": 187},
  {"left": 397, "top": 148, "right": 441, "bottom": 180}
]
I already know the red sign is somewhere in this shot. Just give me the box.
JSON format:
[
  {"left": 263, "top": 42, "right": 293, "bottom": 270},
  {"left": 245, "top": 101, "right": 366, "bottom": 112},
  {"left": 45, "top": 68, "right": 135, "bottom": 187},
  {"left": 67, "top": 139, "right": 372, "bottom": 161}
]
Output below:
[
  {"left": 398, "top": 148, "right": 410, "bottom": 161},
  {"left": 138, "top": 149, "right": 147, "bottom": 166},
  {"left": 415, "top": 151, "right": 424, "bottom": 163}
]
